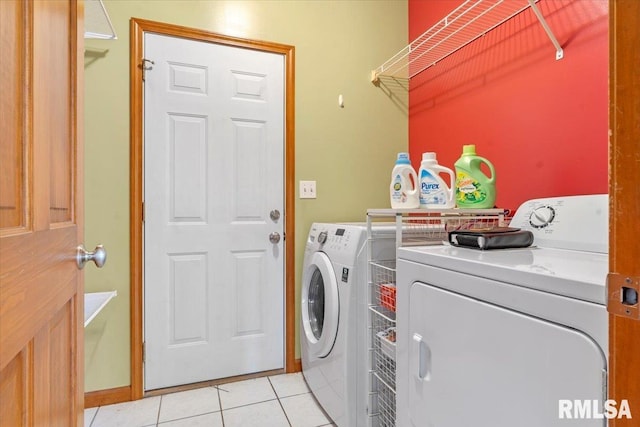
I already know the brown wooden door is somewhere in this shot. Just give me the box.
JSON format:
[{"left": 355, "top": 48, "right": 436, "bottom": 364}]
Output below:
[
  {"left": 609, "top": 1, "right": 640, "bottom": 424},
  {"left": 0, "top": 1, "right": 84, "bottom": 426}
]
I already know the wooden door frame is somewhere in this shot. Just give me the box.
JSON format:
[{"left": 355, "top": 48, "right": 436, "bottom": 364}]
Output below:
[
  {"left": 608, "top": 1, "right": 640, "bottom": 424},
  {"left": 129, "top": 18, "right": 296, "bottom": 400}
]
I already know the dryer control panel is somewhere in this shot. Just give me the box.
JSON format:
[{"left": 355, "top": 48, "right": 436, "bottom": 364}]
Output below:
[{"left": 510, "top": 194, "right": 608, "bottom": 254}]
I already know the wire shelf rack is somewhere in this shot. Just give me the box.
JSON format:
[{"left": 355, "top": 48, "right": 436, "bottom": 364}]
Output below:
[
  {"left": 366, "top": 208, "right": 505, "bottom": 426},
  {"left": 370, "top": 310, "right": 396, "bottom": 427},
  {"left": 368, "top": 208, "right": 506, "bottom": 247},
  {"left": 403, "top": 214, "right": 505, "bottom": 246},
  {"left": 371, "top": 260, "right": 397, "bottom": 315},
  {"left": 374, "top": 374, "right": 396, "bottom": 427},
  {"left": 371, "top": 0, "right": 563, "bottom": 83},
  {"left": 374, "top": 327, "right": 396, "bottom": 384}
]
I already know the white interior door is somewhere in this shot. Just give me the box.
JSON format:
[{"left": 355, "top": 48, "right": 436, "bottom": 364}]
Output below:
[{"left": 143, "top": 33, "right": 285, "bottom": 390}]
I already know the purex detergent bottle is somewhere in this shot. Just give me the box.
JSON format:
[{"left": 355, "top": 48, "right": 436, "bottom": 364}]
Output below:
[
  {"left": 418, "top": 152, "right": 455, "bottom": 209},
  {"left": 454, "top": 145, "right": 496, "bottom": 209}
]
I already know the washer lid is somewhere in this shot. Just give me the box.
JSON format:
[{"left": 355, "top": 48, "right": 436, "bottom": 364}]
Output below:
[
  {"left": 301, "top": 251, "right": 339, "bottom": 358},
  {"left": 398, "top": 245, "right": 608, "bottom": 305}
]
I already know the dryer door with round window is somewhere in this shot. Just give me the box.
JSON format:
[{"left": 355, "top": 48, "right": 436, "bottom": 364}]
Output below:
[{"left": 301, "top": 251, "right": 339, "bottom": 358}]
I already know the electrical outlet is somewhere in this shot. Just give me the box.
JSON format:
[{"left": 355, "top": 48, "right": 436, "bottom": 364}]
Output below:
[{"left": 300, "top": 180, "right": 317, "bottom": 199}]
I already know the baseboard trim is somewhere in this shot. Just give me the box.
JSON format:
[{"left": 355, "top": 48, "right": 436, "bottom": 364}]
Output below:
[
  {"left": 85, "top": 386, "right": 131, "bottom": 408},
  {"left": 144, "top": 368, "right": 285, "bottom": 398},
  {"left": 85, "top": 361, "right": 302, "bottom": 408}
]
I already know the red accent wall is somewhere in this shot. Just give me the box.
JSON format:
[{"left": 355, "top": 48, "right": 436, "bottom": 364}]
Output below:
[{"left": 408, "top": 0, "right": 608, "bottom": 213}]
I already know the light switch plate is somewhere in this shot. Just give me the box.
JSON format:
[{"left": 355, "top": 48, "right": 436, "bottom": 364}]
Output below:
[{"left": 300, "top": 180, "right": 317, "bottom": 199}]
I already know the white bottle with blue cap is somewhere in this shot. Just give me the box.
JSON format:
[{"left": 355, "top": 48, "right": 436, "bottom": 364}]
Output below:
[
  {"left": 390, "top": 153, "right": 419, "bottom": 209},
  {"left": 418, "top": 152, "right": 455, "bottom": 209}
]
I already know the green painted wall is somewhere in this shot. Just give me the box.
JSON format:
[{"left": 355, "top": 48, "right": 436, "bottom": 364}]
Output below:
[{"left": 84, "top": 0, "right": 407, "bottom": 392}]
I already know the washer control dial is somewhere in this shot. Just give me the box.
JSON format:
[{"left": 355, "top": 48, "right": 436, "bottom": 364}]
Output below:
[
  {"left": 317, "top": 231, "right": 328, "bottom": 244},
  {"left": 529, "top": 206, "right": 556, "bottom": 229}
]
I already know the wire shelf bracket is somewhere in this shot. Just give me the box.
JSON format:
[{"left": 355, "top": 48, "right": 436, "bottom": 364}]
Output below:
[{"left": 371, "top": 0, "right": 563, "bottom": 84}]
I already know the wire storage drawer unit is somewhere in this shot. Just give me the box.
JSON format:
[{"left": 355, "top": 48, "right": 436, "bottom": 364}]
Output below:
[{"left": 366, "top": 208, "right": 505, "bottom": 427}]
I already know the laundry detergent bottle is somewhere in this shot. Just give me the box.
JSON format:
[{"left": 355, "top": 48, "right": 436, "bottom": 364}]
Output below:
[
  {"left": 389, "top": 153, "right": 419, "bottom": 209},
  {"left": 418, "top": 152, "right": 455, "bottom": 209},
  {"left": 454, "top": 144, "right": 496, "bottom": 209}
]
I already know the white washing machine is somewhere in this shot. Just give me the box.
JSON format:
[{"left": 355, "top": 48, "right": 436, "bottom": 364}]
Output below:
[
  {"left": 396, "top": 195, "right": 609, "bottom": 427},
  {"left": 301, "top": 222, "right": 397, "bottom": 427},
  {"left": 301, "top": 223, "right": 367, "bottom": 427}
]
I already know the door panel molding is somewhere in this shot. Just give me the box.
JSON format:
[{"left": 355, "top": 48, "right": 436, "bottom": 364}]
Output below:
[{"left": 129, "top": 18, "right": 295, "bottom": 399}]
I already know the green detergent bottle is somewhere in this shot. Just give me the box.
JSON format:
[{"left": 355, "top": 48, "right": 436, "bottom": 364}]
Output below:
[{"left": 454, "top": 145, "right": 496, "bottom": 209}]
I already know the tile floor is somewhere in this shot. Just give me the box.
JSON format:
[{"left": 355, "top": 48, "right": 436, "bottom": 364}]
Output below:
[{"left": 84, "top": 373, "right": 335, "bottom": 427}]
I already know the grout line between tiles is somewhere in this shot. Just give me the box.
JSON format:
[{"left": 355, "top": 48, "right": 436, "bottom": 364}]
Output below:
[
  {"left": 277, "top": 390, "right": 312, "bottom": 400},
  {"left": 221, "top": 397, "right": 279, "bottom": 411},
  {"left": 87, "top": 407, "right": 98, "bottom": 427},
  {"left": 156, "top": 410, "right": 219, "bottom": 426},
  {"left": 216, "top": 385, "right": 226, "bottom": 427},
  {"left": 89, "top": 375, "right": 324, "bottom": 427},
  {"left": 156, "top": 394, "right": 163, "bottom": 426},
  {"left": 268, "top": 376, "right": 293, "bottom": 427}
]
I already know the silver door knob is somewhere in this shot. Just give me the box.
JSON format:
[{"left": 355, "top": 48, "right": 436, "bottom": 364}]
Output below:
[
  {"left": 270, "top": 209, "right": 280, "bottom": 221},
  {"left": 76, "top": 244, "right": 107, "bottom": 269},
  {"left": 269, "top": 232, "right": 281, "bottom": 244}
]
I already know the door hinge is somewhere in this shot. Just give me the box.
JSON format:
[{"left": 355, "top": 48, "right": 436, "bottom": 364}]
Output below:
[
  {"left": 141, "top": 58, "right": 154, "bottom": 81},
  {"left": 141, "top": 201, "right": 145, "bottom": 222},
  {"left": 142, "top": 342, "right": 146, "bottom": 363}
]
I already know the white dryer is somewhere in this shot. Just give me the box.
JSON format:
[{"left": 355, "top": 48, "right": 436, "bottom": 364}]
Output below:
[{"left": 396, "top": 195, "right": 609, "bottom": 427}]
